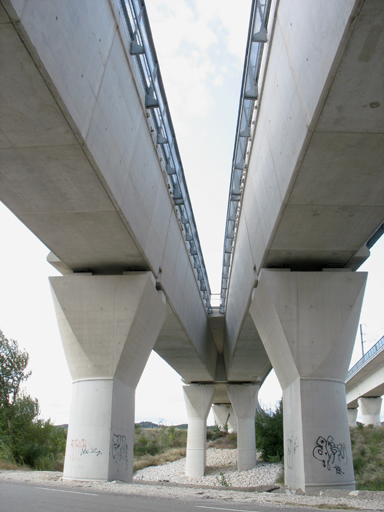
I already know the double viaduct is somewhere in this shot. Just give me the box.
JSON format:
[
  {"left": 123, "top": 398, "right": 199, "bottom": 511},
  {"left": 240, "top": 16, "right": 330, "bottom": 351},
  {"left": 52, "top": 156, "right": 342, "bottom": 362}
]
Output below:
[{"left": 1, "top": 0, "right": 383, "bottom": 491}]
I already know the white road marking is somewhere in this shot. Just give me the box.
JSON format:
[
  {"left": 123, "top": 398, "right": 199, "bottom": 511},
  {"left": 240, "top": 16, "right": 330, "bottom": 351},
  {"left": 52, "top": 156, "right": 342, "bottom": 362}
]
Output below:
[
  {"left": 37, "top": 487, "right": 98, "bottom": 496},
  {"left": 196, "top": 507, "right": 259, "bottom": 512}
]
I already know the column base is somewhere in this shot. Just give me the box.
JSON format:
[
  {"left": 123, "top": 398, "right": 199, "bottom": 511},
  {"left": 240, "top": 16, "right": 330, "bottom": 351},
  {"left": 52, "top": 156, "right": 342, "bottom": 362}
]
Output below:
[
  {"left": 284, "top": 378, "right": 355, "bottom": 492},
  {"left": 63, "top": 378, "right": 134, "bottom": 482}
]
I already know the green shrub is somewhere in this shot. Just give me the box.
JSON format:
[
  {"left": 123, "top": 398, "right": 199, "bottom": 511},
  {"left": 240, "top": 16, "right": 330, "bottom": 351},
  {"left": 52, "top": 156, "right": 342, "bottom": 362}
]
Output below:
[
  {"left": 350, "top": 424, "right": 384, "bottom": 491},
  {"left": 255, "top": 400, "right": 283, "bottom": 462}
]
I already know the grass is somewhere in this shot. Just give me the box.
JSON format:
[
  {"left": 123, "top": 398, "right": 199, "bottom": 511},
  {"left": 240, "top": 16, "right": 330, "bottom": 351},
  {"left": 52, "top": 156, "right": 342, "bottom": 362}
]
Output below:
[
  {"left": 350, "top": 424, "right": 384, "bottom": 491},
  {"left": 134, "top": 447, "right": 186, "bottom": 472},
  {"left": 133, "top": 425, "right": 187, "bottom": 472},
  {"left": 133, "top": 427, "right": 237, "bottom": 472}
]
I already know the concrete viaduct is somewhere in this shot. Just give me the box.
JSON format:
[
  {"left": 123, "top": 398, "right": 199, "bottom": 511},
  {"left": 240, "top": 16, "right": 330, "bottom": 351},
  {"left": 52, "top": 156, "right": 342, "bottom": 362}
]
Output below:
[
  {"left": 346, "top": 335, "right": 384, "bottom": 426},
  {"left": 1, "top": 0, "right": 383, "bottom": 492}
]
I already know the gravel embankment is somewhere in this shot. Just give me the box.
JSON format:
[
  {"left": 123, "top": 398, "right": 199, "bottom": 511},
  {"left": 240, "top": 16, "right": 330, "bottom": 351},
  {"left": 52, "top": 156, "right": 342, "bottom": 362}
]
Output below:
[
  {"left": 134, "top": 448, "right": 281, "bottom": 488},
  {"left": 1, "top": 448, "right": 383, "bottom": 510}
]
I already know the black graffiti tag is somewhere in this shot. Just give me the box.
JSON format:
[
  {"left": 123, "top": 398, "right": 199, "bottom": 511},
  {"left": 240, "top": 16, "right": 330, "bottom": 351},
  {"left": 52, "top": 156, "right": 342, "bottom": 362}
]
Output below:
[
  {"left": 112, "top": 434, "right": 128, "bottom": 464},
  {"left": 313, "top": 436, "right": 347, "bottom": 474}
]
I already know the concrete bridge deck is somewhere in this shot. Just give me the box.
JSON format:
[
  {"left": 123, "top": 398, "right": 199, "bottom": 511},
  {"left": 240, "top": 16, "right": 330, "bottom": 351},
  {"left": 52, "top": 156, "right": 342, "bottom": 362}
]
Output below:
[
  {"left": 0, "top": 0, "right": 217, "bottom": 383},
  {"left": 1, "top": 0, "right": 384, "bottom": 491},
  {"left": 225, "top": 0, "right": 384, "bottom": 380},
  {"left": 346, "top": 335, "right": 384, "bottom": 413}
]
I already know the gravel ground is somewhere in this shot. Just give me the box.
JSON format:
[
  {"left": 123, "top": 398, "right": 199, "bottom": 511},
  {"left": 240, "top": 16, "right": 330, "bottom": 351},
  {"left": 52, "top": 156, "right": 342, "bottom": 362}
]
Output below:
[
  {"left": 1, "top": 449, "right": 384, "bottom": 510},
  {"left": 133, "top": 449, "right": 282, "bottom": 488}
]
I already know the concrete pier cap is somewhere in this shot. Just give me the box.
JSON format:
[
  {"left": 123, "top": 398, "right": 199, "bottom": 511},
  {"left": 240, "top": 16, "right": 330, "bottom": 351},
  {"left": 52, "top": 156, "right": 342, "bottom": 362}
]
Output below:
[
  {"left": 359, "top": 397, "right": 382, "bottom": 426},
  {"left": 347, "top": 408, "right": 358, "bottom": 428},
  {"left": 250, "top": 269, "right": 367, "bottom": 491},
  {"left": 50, "top": 272, "right": 166, "bottom": 482},
  {"left": 212, "top": 404, "right": 237, "bottom": 433}
]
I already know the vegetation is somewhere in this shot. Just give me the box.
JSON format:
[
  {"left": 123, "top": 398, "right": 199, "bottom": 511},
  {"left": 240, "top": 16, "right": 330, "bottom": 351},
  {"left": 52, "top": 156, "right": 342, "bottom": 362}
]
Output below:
[
  {"left": 0, "top": 329, "right": 67, "bottom": 471},
  {"left": 133, "top": 424, "right": 187, "bottom": 471},
  {"left": 351, "top": 423, "right": 384, "bottom": 491},
  {"left": 255, "top": 400, "right": 284, "bottom": 463},
  {"left": 2, "top": 331, "right": 383, "bottom": 490}
]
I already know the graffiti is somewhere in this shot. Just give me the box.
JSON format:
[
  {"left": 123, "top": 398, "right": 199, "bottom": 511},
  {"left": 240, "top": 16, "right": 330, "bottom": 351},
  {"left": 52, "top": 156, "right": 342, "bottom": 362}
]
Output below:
[
  {"left": 313, "top": 436, "right": 347, "bottom": 474},
  {"left": 112, "top": 434, "right": 128, "bottom": 465},
  {"left": 70, "top": 439, "right": 102, "bottom": 460},
  {"left": 287, "top": 436, "right": 298, "bottom": 469}
]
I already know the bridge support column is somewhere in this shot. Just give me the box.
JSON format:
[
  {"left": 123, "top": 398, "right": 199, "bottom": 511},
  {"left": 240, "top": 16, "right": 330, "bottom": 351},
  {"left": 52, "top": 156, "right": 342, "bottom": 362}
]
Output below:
[
  {"left": 50, "top": 273, "right": 166, "bottom": 482},
  {"left": 212, "top": 404, "right": 231, "bottom": 430},
  {"left": 347, "top": 408, "right": 358, "bottom": 427},
  {"left": 359, "top": 397, "right": 382, "bottom": 426},
  {"left": 212, "top": 404, "right": 237, "bottom": 432},
  {"left": 227, "top": 384, "right": 259, "bottom": 471},
  {"left": 183, "top": 384, "right": 215, "bottom": 477},
  {"left": 228, "top": 407, "right": 238, "bottom": 433},
  {"left": 250, "top": 270, "right": 367, "bottom": 491}
]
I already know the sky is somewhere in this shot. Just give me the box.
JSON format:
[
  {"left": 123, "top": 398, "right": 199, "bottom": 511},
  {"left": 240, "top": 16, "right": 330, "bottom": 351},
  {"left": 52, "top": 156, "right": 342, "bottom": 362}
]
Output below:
[{"left": 1, "top": 0, "right": 383, "bottom": 425}]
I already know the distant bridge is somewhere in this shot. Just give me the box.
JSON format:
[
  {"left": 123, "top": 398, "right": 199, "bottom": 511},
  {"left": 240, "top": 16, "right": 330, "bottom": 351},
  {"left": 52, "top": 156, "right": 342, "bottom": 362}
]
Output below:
[{"left": 346, "top": 335, "right": 384, "bottom": 425}]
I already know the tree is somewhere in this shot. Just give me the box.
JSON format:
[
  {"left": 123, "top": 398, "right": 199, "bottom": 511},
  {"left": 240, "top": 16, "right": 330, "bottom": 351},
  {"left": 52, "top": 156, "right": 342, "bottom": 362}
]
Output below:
[
  {"left": 0, "top": 329, "right": 67, "bottom": 469},
  {"left": 255, "top": 399, "right": 284, "bottom": 462},
  {"left": 0, "top": 329, "right": 31, "bottom": 409}
]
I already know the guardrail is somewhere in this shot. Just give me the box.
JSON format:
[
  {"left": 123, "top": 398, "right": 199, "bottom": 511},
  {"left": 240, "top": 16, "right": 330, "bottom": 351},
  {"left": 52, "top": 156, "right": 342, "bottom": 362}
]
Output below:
[
  {"left": 346, "top": 335, "right": 384, "bottom": 381},
  {"left": 120, "top": 0, "right": 212, "bottom": 313},
  {"left": 219, "top": 0, "right": 272, "bottom": 314}
]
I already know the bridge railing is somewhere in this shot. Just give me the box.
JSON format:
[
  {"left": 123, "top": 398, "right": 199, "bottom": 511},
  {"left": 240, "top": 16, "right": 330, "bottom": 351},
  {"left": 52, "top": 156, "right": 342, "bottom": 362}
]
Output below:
[
  {"left": 219, "top": 0, "right": 272, "bottom": 314},
  {"left": 346, "top": 335, "right": 384, "bottom": 381},
  {"left": 119, "top": 0, "right": 212, "bottom": 313}
]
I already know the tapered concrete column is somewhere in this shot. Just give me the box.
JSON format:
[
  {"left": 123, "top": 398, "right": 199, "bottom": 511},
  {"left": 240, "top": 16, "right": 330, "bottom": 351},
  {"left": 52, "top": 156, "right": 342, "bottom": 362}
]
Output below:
[
  {"left": 347, "top": 408, "right": 358, "bottom": 427},
  {"left": 50, "top": 272, "right": 166, "bottom": 482},
  {"left": 359, "top": 397, "right": 382, "bottom": 426},
  {"left": 250, "top": 270, "right": 367, "bottom": 491},
  {"left": 183, "top": 384, "right": 215, "bottom": 477},
  {"left": 213, "top": 404, "right": 231, "bottom": 430},
  {"left": 228, "top": 407, "right": 238, "bottom": 433},
  {"left": 227, "top": 384, "right": 259, "bottom": 471}
]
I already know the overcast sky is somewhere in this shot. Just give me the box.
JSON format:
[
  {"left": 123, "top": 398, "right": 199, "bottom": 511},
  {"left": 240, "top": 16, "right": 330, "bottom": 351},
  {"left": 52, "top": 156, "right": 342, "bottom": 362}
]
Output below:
[{"left": 1, "top": 0, "right": 383, "bottom": 425}]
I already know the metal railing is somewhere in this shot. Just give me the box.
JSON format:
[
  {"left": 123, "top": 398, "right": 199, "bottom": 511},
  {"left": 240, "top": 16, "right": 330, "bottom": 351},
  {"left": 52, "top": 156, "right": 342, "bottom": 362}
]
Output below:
[
  {"left": 346, "top": 335, "right": 384, "bottom": 381},
  {"left": 119, "top": 0, "right": 212, "bottom": 313},
  {"left": 219, "top": 0, "right": 272, "bottom": 314}
]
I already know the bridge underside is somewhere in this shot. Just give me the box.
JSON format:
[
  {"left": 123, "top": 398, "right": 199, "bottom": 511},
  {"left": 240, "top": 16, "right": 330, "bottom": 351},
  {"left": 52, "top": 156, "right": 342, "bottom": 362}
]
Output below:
[{"left": 0, "top": 0, "right": 217, "bottom": 383}]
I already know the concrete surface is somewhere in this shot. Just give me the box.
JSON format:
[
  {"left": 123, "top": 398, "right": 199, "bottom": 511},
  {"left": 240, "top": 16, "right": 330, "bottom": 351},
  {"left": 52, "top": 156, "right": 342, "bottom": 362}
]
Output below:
[
  {"left": 359, "top": 397, "right": 383, "bottom": 426},
  {"left": 183, "top": 384, "right": 215, "bottom": 477},
  {"left": 227, "top": 384, "right": 259, "bottom": 471},
  {"left": 250, "top": 270, "right": 367, "bottom": 491},
  {"left": 50, "top": 272, "right": 166, "bottom": 481}
]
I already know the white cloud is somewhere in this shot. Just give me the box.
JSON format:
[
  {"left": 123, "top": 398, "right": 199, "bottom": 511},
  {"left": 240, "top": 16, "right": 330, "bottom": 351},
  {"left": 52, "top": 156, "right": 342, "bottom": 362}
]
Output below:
[{"left": 145, "top": 0, "right": 251, "bottom": 121}]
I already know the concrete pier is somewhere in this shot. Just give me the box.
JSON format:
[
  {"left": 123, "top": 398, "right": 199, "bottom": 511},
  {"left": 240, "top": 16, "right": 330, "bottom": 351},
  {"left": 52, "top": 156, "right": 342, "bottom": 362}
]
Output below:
[
  {"left": 213, "top": 404, "right": 237, "bottom": 433},
  {"left": 250, "top": 270, "right": 367, "bottom": 491},
  {"left": 227, "top": 384, "right": 259, "bottom": 471},
  {"left": 212, "top": 404, "right": 231, "bottom": 431},
  {"left": 183, "top": 384, "right": 215, "bottom": 477},
  {"left": 359, "top": 397, "right": 382, "bottom": 426},
  {"left": 50, "top": 272, "right": 166, "bottom": 482},
  {"left": 347, "top": 408, "right": 358, "bottom": 428}
]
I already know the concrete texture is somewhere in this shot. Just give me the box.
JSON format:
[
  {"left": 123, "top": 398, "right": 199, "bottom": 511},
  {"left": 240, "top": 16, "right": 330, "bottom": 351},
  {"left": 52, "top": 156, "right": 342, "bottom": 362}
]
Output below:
[
  {"left": 1, "top": 0, "right": 384, "bottom": 490},
  {"left": 250, "top": 270, "right": 367, "bottom": 491},
  {"left": 225, "top": 0, "right": 384, "bottom": 380},
  {"left": 347, "top": 408, "right": 358, "bottom": 427},
  {"left": 50, "top": 272, "right": 166, "bottom": 481},
  {"left": 183, "top": 385, "right": 215, "bottom": 477},
  {"left": 359, "top": 397, "right": 383, "bottom": 426},
  {"left": 227, "top": 384, "right": 259, "bottom": 471},
  {"left": 346, "top": 345, "right": 384, "bottom": 408},
  {"left": 212, "top": 404, "right": 237, "bottom": 433},
  {"left": 0, "top": 0, "right": 217, "bottom": 385}
]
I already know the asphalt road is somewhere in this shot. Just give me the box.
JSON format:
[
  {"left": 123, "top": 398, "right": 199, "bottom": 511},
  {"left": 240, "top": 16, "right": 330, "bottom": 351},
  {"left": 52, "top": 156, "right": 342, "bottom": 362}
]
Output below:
[{"left": 0, "top": 482, "right": 326, "bottom": 512}]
